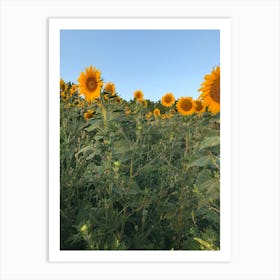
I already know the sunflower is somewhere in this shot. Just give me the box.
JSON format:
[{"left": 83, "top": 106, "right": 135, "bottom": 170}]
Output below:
[
  {"left": 70, "top": 84, "right": 78, "bottom": 95},
  {"left": 73, "top": 99, "right": 80, "bottom": 106},
  {"left": 125, "top": 108, "right": 131, "bottom": 115},
  {"left": 78, "top": 66, "right": 103, "bottom": 103},
  {"left": 193, "top": 99, "right": 205, "bottom": 115},
  {"left": 140, "top": 99, "right": 148, "bottom": 107},
  {"left": 73, "top": 99, "right": 84, "bottom": 107},
  {"left": 115, "top": 96, "right": 122, "bottom": 103},
  {"left": 60, "top": 78, "right": 64, "bottom": 87},
  {"left": 153, "top": 108, "right": 161, "bottom": 118},
  {"left": 64, "top": 103, "right": 72, "bottom": 109},
  {"left": 60, "top": 91, "right": 66, "bottom": 98},
  {"left": 176, "top": 97, "right": 194, "bottom": 116},
  {"left": 145, "top": 111, "right": 153, "bottom": 120},
  {"left": 161, "top": 93, "right": 175, "bottom": 107},
  {"left": 104, "top": 82, "right": 116, "bottom": 96},
  {"left": 84, "top": 109, "right": 94, "bottom": 120},
  {"left": 60, "top": 78, "right": 68, "bottom": 92},
  {"left": 134, "top": 90, "right": 144, "bottom": 102},
  {"left": 198, "top": 66, "right": 220, "bottom": 114},
  {"left": 60, "top": 91, "right": 69, "bottom": 101}
]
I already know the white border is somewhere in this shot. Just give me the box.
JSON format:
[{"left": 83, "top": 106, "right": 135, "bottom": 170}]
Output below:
[{"left": 49, "top": 18, "right": 231, "bottom": 262}]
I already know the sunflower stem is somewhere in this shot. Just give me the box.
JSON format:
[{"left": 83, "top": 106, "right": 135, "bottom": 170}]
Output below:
[
  {"left": 101, "top": 104, "right": 107, "bottom": 123},
  {"left": 99, "top": 90, "right": 107, "bottom": 124}
]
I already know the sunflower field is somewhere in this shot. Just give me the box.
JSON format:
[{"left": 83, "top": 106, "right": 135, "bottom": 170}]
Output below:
[{"left": 60, "top": 65, "right": 220, "bottom": 250}]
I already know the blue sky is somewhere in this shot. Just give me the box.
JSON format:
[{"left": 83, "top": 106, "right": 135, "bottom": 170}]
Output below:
[{"left": 60, "top": 30, "right": 219, "bottom": 101}]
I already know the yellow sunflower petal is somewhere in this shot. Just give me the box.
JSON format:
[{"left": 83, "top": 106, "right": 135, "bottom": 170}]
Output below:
[
  {"left": 153, "top": 108, "right": 161, "bottom": 118},
  {"left": 176, "top": 97, "right": 194, "bottom": 116},
  {"left": 78, "top": 66, "right": 103, "bottom": 104},
  {"left": 134, "top": 90, "right": 144, "bottom": 102},
  {"left": 104, "top": 82, "right": 116, "bottom": 96},
  {"left": 161, "top": 92, "right": 175, "bottom": 107},
  {"left": 198, "top": 66, "right": 220, "bottom": 114}
]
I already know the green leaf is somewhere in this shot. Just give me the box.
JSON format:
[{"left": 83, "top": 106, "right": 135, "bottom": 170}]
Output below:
[
  {"left": 194, "top": 237, "right": 217, "bottom": 250},
  {"left": 196, "top": 169, "right": 212, "bottom": 188},
  {"left": 127, "top": 179, "right": 141, "bottom": 195},
  {"left": 84, "top": 120, "right": 102, "bottom": 132},
  {"left": 196, "top": 169, "right": 219, "bottom": 200},
  {"left": 76, "top": 145, "right": 94, "bottom": 157},
  {"left": 188, "top": 156, "right": 212, "bottom": 168},
  {"left": 113, "top": 140, "right": 133, "bottom": 156},
  {"left": 86, "top": 152, "right": 97, "bottom": 160},
  {"left": 199, "top": 136, "right": 220, "bottom": 151}
]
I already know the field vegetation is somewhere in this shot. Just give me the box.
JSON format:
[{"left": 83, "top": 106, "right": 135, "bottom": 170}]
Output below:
[{"left": 60, "top": 65, "right": 220, "bottom": 250}]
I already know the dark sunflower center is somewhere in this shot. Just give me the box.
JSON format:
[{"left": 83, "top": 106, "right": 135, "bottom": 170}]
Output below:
[
  {"left": 181, "top": 100, "right": 192, "bottom": 111},
  {"left": 210, "top": 78, "right": 220, "bottom": 104},
  {"left": 195, "top": 101, "right": 203, "bottom": 111},
  {"left": 136, "top": 93, "right": 142, "bottom": 99},
  {"left": 86, "top": 78, "right": 97, "bottom": 92},
  {"left": 165, "top": 96, "right": 172, "bottom": 103}
]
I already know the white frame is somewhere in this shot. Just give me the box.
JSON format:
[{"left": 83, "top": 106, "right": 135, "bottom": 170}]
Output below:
[
  {"left": 49, "top": 18, "right": 231, "bottom": 262},
  {"left": 1, "top": 1, "right": 279, "bottom": 279}
]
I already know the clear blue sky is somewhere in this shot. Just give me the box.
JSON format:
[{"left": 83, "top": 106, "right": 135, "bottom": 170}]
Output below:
[{"left": 60, "top": 30, "right": 219, "bottom": 101}]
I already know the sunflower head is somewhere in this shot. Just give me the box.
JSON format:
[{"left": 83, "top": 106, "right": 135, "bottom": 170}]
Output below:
[
  {"left": 125, "top": 108, "right": 131, "bottom": 115},
  {"left": 60, "top": 91, "right": 69, "bottom": 102},
  {"left": 153, "top": 108, "right": 161, "bottom": 118},
  {"left": 193, "top": 99, "right": 205, "bottom": 115},
  {"left": 70, "top": 84, "right": 78, "bottom": 95},
  {"left": 73, "top": 99, "right": 80, "bottom": 106},
  {"left": 198, "top": 66, "right": 220, "bottom": 114},
  {"left": 145, "top": 111, "right": 153, "bottom": 120},
  {"left": 161, "top": 93, "right": 175, "bottom": 107},
  {"left": 104, "top": 82, "right": 116, "bottom": 96},
  {"left": 78, "top": 66, "right": 103, "bottom": 104},
  {"left": 176, "top": 97, "right": 195, "bottom": 116},
  {"left": 140, "top": 99, "right": 148, "bottom": 107},
  {"left": 134, "top": 90, "right": 144, "bottom": 102},
  {"left": 60, "top": 78, "right": 68, "bottom": 92},
  {"left": 60, "top": 78, "right": 65, "bottom": 87},
  {"left": 115, "top": 96, "right": 122, "bottom": 103},
  {"left": 60, "top": 91, "right": 66, "bottom": 98},
  {"left": 84, "top": 109, "right": 94, "bottom": 120}
]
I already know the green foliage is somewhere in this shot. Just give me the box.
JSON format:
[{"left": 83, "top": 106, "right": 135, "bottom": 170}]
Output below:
[{"left": 60, "top": 89, "right": 220, "bottom": 250}]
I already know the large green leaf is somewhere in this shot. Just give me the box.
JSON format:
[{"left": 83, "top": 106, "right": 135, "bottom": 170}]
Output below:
[
  {"left": 196, "top": 169, "right": 220, "bottom": 200},
  {"left": 84, "top": 120, "right": 102, "bottom": 132},
  {"left": 187, "top": 156, "right": 212, "bottom": 168},
  {"left": 199, "top": 136, "right": 220, "bottom": 151},
  {"left": 127, "top": 179, "right": 142, "bottom": 195},
  {"left": 75, "top": 145, "right": 95, "bottom": 157}
]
